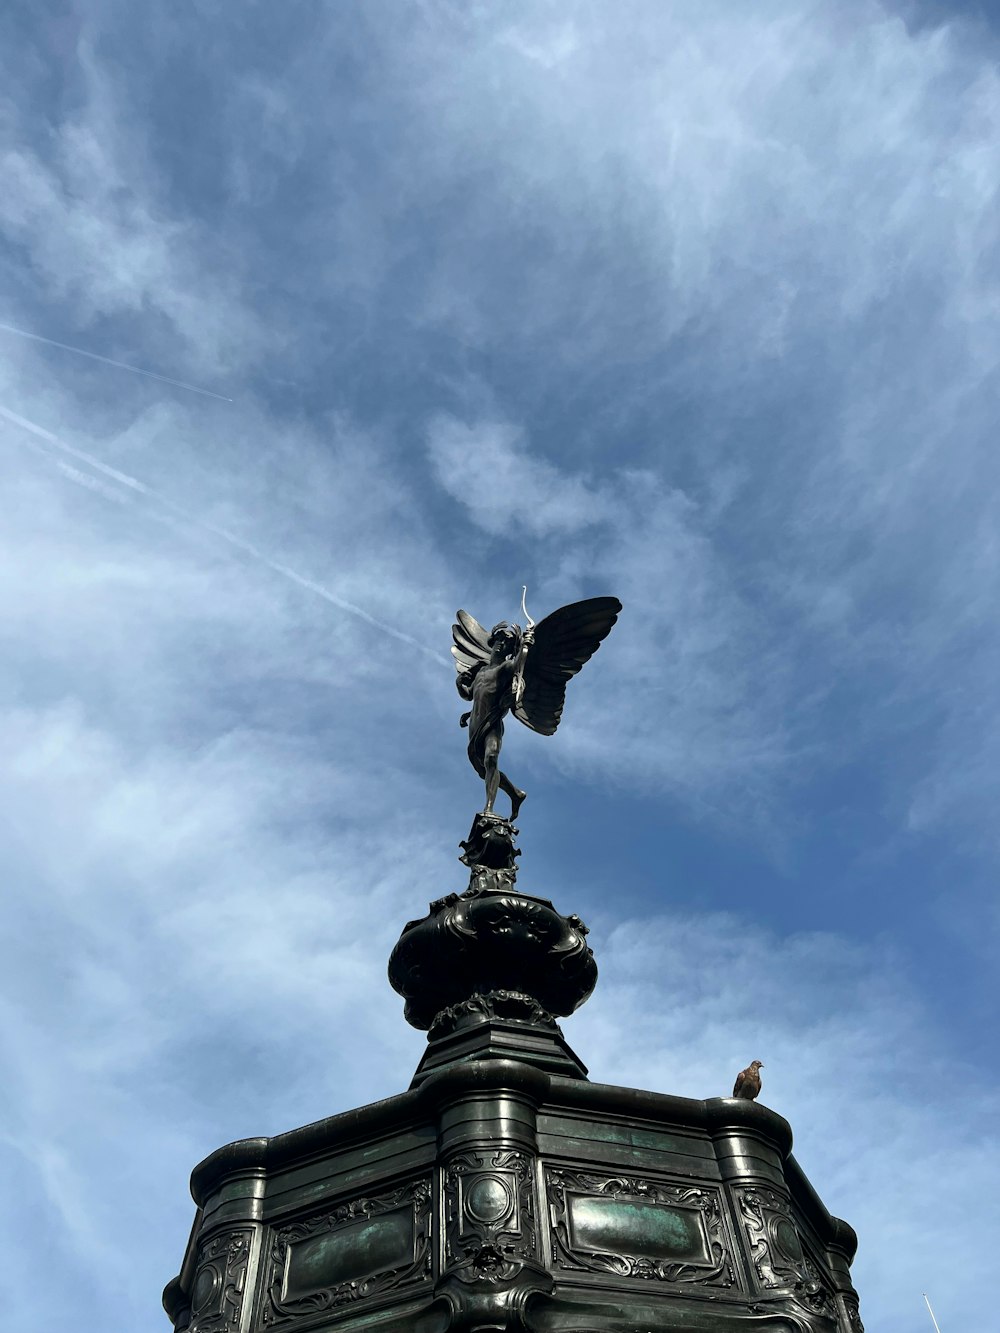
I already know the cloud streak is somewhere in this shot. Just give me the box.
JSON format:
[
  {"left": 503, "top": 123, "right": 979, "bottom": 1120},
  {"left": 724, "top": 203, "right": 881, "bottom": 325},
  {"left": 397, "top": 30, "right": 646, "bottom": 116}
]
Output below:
[
  {"left": 0, "top": 319, "right": 234, "bottom": 401},
  {"left": 1, "top": 404, "right": 444, "bottom": 663}
]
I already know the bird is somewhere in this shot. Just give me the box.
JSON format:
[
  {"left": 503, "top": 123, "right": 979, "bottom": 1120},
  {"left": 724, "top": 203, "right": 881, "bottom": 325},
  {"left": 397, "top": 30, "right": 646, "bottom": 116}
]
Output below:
[{"left": 732, "top": 1060, "right": 764, "bottom": 1100}]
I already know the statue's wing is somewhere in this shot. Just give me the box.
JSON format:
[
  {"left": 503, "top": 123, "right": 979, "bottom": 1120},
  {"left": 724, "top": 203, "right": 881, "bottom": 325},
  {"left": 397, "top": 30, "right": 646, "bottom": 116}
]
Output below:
[
  {"left": 451, "top": 609, "right": 492, "bottom": 676},
  {"left": 513, "top": 596, "right": 621, "bottom": 736}
]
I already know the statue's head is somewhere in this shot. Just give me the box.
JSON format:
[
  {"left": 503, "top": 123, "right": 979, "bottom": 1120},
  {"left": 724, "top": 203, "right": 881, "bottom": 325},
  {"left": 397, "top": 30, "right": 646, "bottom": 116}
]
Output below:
[{"left": 489, "top": 621, "right": 522, "bottom": 660}]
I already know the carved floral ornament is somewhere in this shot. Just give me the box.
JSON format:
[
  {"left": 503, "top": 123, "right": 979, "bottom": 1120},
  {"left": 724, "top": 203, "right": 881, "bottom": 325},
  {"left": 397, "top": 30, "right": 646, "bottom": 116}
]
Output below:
[
  {"left": 189, "top": 1228, "right": 253, "bottom": 1333},
  {"left": 429, "top": 988, "right": 558, "bottom": 1038},
  {"left": 545, "top": 1168, "right": 737, "bottom": 1291},
  {"left": 737, "top": 1187, "right": 830, "bottom": 1312},
  {"left": 388, "top": 872, "right": 597, "bottom": 1030},
  {"left": 445, "top": 1149, "right": 539, "bottom": 1284},
  {"left": 261, "top": 1178, "right": 432, "bottom": 1325}
]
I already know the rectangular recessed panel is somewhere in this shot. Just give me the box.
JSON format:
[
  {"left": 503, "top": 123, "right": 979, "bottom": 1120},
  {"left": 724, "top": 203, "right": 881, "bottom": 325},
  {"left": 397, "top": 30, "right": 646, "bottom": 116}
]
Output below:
[
  {"left": 567, "top": 1194, "right": 710, "bottom": 1264},
  {"left": 283, "top": 1206, "right": 414, "bottom": 1301},
  {"left": 538, "top": 1116, "right": 715, "bottom": 1157}
]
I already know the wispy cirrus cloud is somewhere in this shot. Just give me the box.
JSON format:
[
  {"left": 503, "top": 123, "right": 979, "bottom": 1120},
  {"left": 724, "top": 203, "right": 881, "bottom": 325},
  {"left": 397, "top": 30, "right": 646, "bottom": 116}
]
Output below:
[
  {"left": 0, "top": 29, "right": 262, "bottom": 382},
  {"left": 427, "top": 414, "right": 611, "bottom": 537},
  {"left": 1, "top": 5, "right": 998, "bottom": 1333}
]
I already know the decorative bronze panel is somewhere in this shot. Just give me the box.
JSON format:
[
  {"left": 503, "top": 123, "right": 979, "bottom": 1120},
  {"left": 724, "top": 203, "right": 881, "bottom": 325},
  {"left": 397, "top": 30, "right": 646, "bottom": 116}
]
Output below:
[
  {"left": 567, "top": 1194, "right": 711, "bottom": 1264},
  {"left": 736, "top": 1187, "right": 831, "bottom": 1314},
  {"left": 189, "top": 1228, "right": 253, "bottom": 1333},
  {"left": 261, "top": 1178, "right": 432, "bottom": 1324},
  {"left": 546, "top": 1169, "right": 737, "bottom": 1289},
  {"left": 444, "top": 1149, "right": 539, "bottom": 1282},
  {"left": 283, "top": 1206, "right": 414, "bottom": 1301}
]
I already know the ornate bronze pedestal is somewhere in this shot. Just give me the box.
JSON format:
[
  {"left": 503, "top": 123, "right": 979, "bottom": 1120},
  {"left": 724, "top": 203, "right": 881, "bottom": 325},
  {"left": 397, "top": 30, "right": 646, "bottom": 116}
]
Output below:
[{"left": 163, "top": 815, "right": 863, "bottom": 1333}]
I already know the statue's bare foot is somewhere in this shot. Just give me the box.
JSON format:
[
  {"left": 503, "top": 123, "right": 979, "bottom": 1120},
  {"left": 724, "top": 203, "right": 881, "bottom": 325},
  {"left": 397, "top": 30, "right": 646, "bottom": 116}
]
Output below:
[{"left": 510, "top": 788, "right": 527, "bottom": 821}]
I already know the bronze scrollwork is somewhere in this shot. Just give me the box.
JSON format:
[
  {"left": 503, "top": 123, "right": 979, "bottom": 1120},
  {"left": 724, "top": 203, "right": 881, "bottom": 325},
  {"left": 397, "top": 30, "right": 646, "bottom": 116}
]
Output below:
[
  {"left": 546, "top": 1168, "right": 737, "bottom": 1290},
  {"left": 261, "top": 1178, "right": 432, "bottom": 1324}
]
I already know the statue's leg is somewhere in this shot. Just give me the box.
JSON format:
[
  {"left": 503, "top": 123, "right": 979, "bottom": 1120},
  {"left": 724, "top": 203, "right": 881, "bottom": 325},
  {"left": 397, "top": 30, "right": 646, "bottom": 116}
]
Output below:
[
  {"left": 499, "top": 772, "right": 527, "bottom": 821},
  {"left": 483, "top": 732, "right": 501, "bottom": 815}
]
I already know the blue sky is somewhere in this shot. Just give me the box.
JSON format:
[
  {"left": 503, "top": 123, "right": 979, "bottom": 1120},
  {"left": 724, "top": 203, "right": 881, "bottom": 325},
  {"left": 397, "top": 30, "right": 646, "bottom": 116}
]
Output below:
[{"left": 1, "top": 2, "right": 998, "bottom": 1329}]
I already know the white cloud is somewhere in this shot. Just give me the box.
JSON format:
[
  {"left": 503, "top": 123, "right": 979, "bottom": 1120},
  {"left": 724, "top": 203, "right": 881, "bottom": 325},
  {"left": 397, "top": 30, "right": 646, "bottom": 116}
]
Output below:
[
  {"left": 0, "top": 43, "right": 263, "bottom": 377},
  {"left": 1, "top": 6, "right": 997, "bottom": 1333},
  {"left": 426, "top": 414, "right": 612, "bottom": 537}
]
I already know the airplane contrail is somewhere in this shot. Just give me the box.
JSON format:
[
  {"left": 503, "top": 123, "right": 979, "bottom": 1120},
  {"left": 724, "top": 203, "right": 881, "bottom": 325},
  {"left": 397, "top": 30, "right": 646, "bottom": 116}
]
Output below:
[
  {"left": 0, "top": 404, "right": 445, "bottom": 664},
  {"left": 0, "top": 319, "right": 234, "bottom": 402}
]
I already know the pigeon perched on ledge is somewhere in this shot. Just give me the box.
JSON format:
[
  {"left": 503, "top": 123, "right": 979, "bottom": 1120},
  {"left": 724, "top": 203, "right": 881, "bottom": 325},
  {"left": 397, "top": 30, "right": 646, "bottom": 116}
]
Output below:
[{"left": 733, "top": 1060, "right": 764, "bottom": 1100}]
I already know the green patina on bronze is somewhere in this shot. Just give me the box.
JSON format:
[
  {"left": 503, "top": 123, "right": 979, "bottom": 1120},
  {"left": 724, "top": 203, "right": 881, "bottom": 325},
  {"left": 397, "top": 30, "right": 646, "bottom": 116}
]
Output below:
[
  {"left": 539, "top": 1118, "right": 713, "bottom": 1157},
  {"left": 568, "top": 1195, "right": 709, "bottom": 1263},
  {"left": 283, "top": 1206, "right": 414, "bottom": 1300}
]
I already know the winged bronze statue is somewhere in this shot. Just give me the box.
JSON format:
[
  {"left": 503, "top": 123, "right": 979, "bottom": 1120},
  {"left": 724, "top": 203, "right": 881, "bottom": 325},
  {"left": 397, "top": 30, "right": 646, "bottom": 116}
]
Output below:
[{"left": 452, "top": 595, "right": 622, "bottom": 819}]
